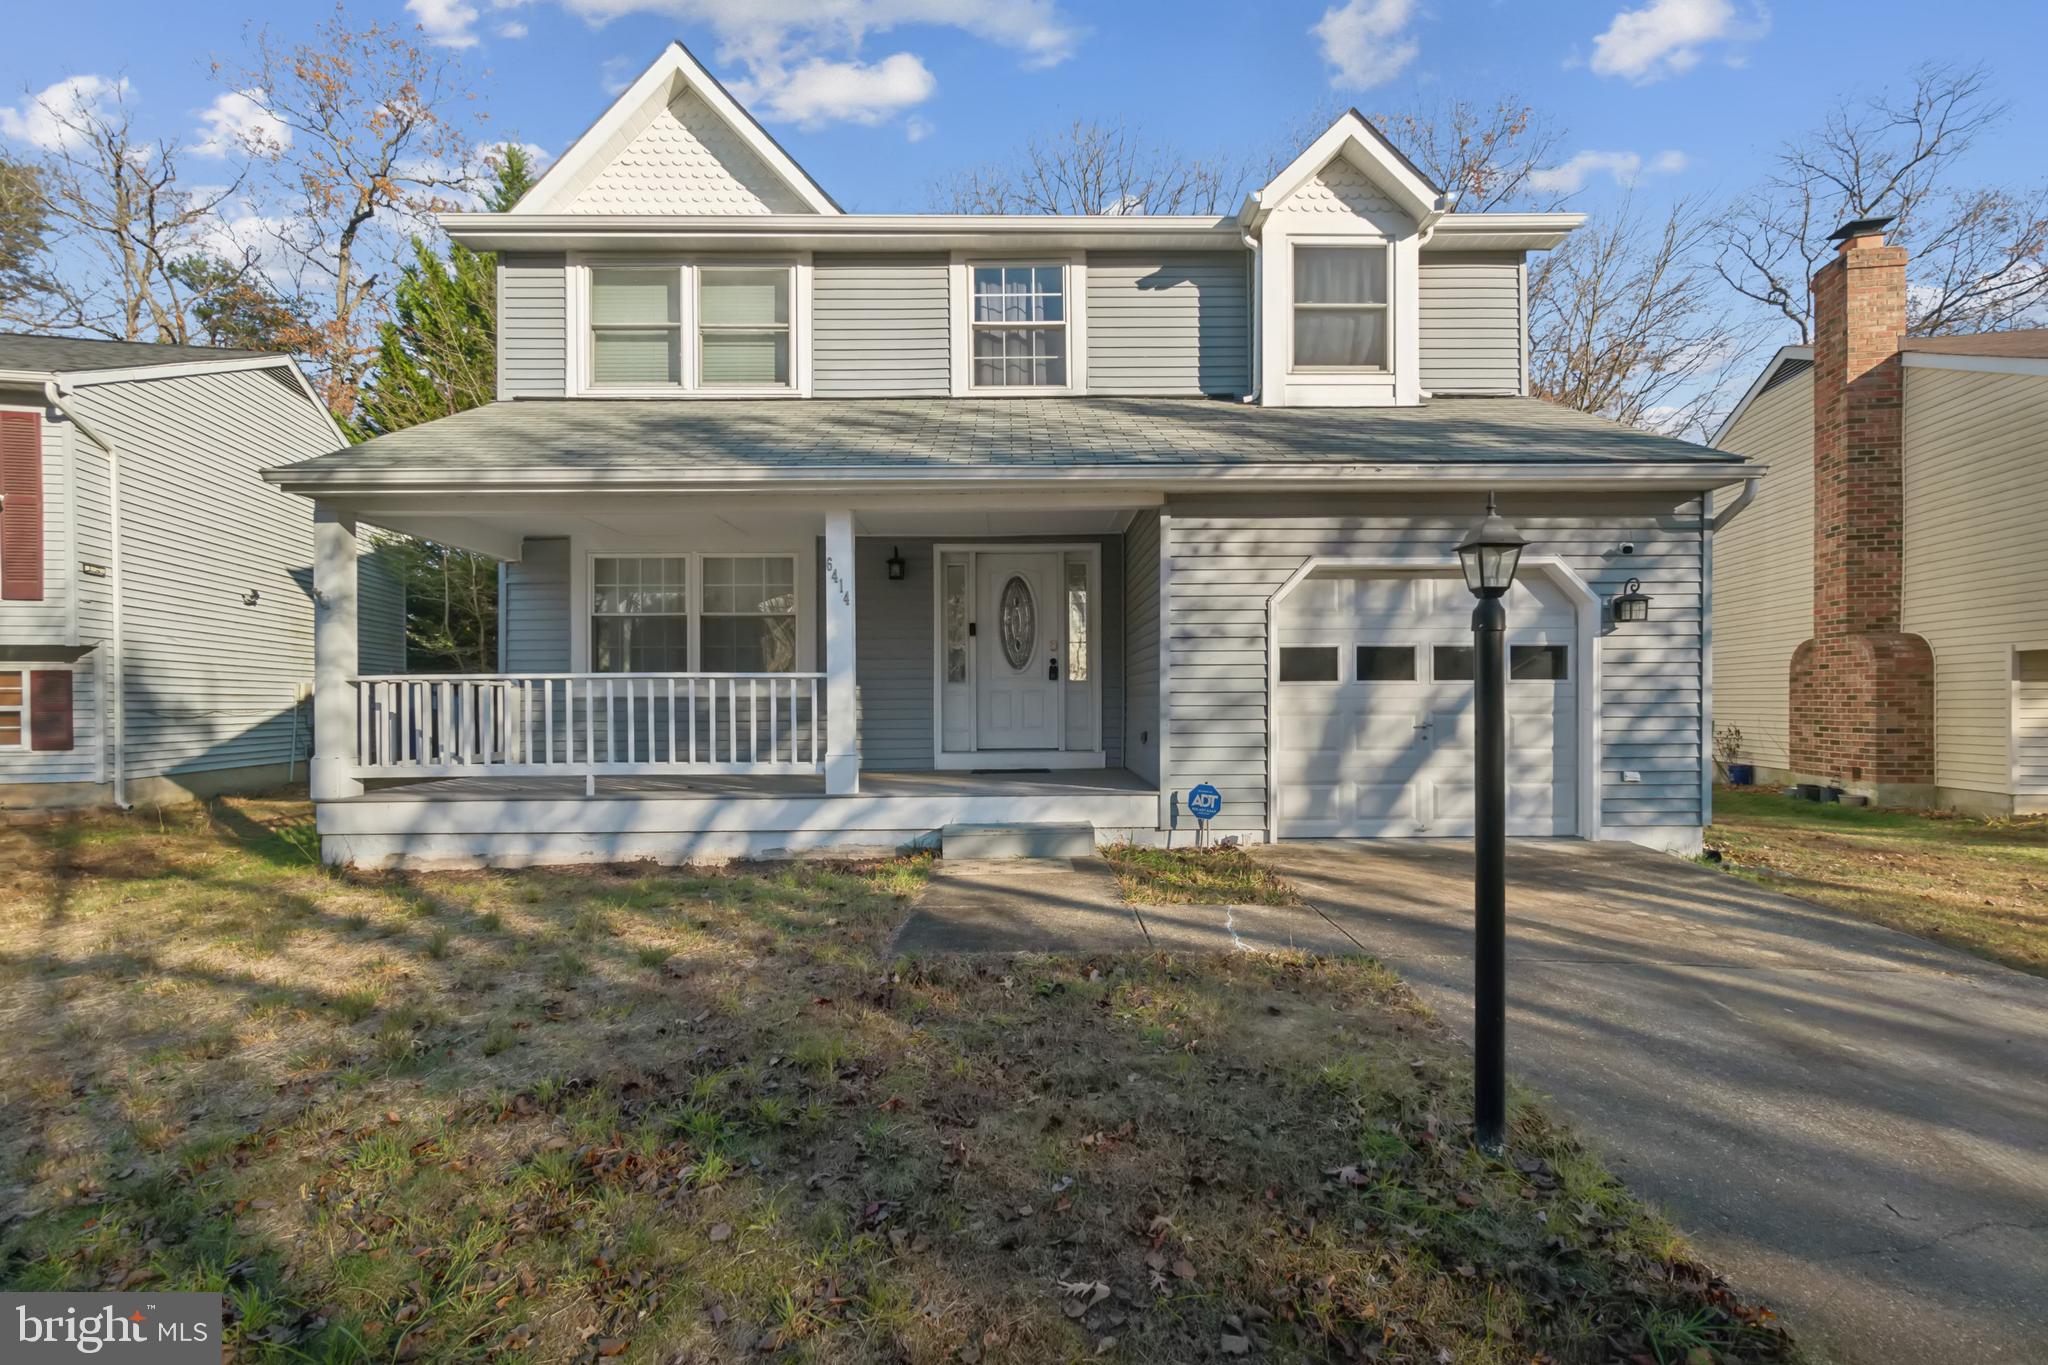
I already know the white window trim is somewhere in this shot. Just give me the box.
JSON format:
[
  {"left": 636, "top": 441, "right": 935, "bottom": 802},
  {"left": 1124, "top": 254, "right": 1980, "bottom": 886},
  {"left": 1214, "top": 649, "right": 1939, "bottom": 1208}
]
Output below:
[
  {"left": 566, "top": 253, "right": 813, "bottom": 399},
  {"left": 0, "top": 665, "right": 27, "bottom": 751},
  {"left": 948, "top": 253, "right": 1088, "bottom": 397},
  {"left": 577, "top": 548, "right": 814, "bottom": 675},
  {"left": 1287, "top": 237, "right": 1393, "bottom": 376}
]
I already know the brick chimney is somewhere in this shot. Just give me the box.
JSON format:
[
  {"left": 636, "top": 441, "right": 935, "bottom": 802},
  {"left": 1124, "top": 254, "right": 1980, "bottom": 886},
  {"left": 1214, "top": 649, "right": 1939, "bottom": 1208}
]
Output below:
[{"left": 1788, "top": 217, "right": 1936, "bottom": 801}]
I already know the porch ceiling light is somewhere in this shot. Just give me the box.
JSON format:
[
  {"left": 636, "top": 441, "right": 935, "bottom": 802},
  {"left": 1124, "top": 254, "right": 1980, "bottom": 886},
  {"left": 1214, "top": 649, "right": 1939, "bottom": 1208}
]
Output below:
[
  {"left": 1456, "top": 494, "right": 1527, "bottom": 599},
  {"left": 1613, "top": 577, "right": 1651, "bottom": 622},
  {"left": 886, "top": 546, "right": 907, "bottom": 581}
]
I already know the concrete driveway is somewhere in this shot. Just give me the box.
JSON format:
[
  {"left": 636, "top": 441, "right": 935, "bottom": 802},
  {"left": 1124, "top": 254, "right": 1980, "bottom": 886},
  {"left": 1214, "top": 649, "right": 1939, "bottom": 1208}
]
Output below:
[{"left": 1259, "top": 839, "right": 2048, "bottom": 1365}]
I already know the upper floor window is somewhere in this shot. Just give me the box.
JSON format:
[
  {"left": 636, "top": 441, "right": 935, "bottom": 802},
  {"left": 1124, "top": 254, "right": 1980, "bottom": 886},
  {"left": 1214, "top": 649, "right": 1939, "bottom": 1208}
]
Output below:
[
  {"left": 584, "top": 262, "right": 797, "bottom": 394},
  {"left": 1292, "top": 245, "right": 1389, "bottom": 371},
  {"left": 591, "top": 268, "right": 682, "bottom": 387},
  {"left": 971, "top": 265, "right": 1066, "bottom": 388},
  {"left": 699, "top": 268, "right": 791, "bottom": 388}
]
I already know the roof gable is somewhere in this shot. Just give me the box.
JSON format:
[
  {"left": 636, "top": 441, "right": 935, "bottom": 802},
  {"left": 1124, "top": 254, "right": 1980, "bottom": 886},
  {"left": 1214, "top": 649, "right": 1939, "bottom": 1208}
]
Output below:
[
  {"left": 517, "top": 43, "right": 840, "bottom": 216},
  {"left": 1245, "top": 110, "right": 1443, "bottom": 230}
]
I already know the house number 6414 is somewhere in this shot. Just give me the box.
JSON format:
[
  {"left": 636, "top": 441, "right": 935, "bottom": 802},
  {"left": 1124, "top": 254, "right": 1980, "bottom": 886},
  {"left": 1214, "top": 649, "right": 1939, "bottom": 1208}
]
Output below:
[{"left": 825, "top": 556, "right": 851, "bottom": 607}]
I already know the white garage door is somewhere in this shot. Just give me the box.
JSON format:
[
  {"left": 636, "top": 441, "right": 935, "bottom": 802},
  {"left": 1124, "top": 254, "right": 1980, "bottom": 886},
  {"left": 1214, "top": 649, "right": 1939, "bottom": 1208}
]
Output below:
[{"left": 1275, "top": 570, "right": 1580, "bottom": 837}]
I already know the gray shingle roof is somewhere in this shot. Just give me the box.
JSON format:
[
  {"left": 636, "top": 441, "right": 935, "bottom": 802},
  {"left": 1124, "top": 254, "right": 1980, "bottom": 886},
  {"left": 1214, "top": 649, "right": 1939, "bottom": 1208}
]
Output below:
[
  {"left": 0, "top": 332, "right": 278, "bottom": 374},
  {"left": 270, "top": 396, "right": 1737, "bottom": 485}
]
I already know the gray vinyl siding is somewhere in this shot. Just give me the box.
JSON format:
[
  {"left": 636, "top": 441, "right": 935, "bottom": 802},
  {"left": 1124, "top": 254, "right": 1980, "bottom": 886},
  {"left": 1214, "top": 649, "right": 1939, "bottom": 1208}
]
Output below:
[
  {"left": 1085, "top": 252, "right": 1250, "bottom": 397},
  {"left": 1162, "top": 493, "right": 1705, "bottom": 835},
  {"left": 358, "top": 540, "right": 407, "bottom": 675},
  {"left": 501, "top": 538, "right": 572, "bottom": 672},
  {"left": 1123, "top": 511, "right": 1162, "bottom": 784},
  {"left": 4, "top": 365, "right": 401, "bottom": 787},
  {"left": 812, "top": 254, "right": 950, "bottom": 397},
  {"left": 1418, "top": 252, "right": 1525, "bottom": 396},
  {"left": 853, "top": 536, "right": 1123, "bottom": 771},
  {"left": 499, "top": 253, "right": 569, "bottom": 399}
]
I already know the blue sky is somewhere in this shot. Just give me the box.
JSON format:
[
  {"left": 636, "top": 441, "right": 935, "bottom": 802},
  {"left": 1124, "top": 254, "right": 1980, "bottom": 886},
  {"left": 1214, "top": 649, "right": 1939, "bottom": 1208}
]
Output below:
[{"left": 2, "top": 0, "right": 2040, "bottom": 341}]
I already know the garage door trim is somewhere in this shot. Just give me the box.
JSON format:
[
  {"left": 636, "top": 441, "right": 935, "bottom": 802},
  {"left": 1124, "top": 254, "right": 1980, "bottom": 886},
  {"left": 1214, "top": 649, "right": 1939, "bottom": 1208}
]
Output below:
[{"left": 1264, "top": 555, "right": 1602, "bottom": 842}]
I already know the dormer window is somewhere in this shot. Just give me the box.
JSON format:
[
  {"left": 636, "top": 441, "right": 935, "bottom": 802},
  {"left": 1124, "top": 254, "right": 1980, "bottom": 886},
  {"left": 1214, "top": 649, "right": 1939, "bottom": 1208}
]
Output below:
[
  {"left": 591, "top": 268, "right": 683, "bottom": 387},
  {"left": 1292, "top": 246, "right": 1390, "bottom": 371},
  {"left": 971, "top": 265, "right": 1067, "bottom": 388},
  {"left": 699, "top": 267, "right": 791, "bottom": 387}
]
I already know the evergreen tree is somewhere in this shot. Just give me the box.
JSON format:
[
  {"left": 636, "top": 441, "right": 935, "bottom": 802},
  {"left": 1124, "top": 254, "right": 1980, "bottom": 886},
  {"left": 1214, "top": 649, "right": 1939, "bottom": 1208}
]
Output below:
[
  {"left": 166, "top": 254, "right": 314, "bottom": 352},
  {"left": 358, "top": 146, "right": 538, "bottom": 671}
]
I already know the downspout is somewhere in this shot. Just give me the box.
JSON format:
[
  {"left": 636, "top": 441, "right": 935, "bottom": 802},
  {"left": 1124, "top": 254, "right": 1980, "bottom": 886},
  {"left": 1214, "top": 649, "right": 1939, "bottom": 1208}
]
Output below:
[
  {"left": 1709, "top": 476, "right": 1761, "bottom": 531},
  {"left": 1240, "top": 227, "right": 1262, "bottom": 404},
  {"left": 45, "top": 381, "right": 128, "bottom": 809}
]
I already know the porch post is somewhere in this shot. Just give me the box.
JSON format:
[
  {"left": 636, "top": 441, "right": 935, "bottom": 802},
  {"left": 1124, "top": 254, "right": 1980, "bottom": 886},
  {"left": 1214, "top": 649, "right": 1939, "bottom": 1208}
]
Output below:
[
  {"left": 823, "top": 509, "right": 860, "bottom": 794},
  {"left": 311, "top": 502, "right": 363, "bottom": 803}
]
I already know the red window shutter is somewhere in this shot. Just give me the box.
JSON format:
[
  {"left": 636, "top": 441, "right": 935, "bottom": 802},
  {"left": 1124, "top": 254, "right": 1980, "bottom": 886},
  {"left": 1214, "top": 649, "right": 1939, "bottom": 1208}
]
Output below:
[
  {"left": 29, "top": 669, "right": 74, "bottom": 751},
  {"left": 0, "top": 410, "right": 44, "bottom": 602}
]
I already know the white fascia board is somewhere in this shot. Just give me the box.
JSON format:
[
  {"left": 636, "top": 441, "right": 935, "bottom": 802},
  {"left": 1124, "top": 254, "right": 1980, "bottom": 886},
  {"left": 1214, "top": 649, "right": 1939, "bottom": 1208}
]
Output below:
[
  {"left": 1422, "top": 213, "right": 1587, "bottom": 251},
  {"left": 516, "top": 41, "right": 840, "bottom": 216},
  {"left": 1902, "top": 350, "right": 2048, "bottom": 378},
  {"left": 442, "top": 212, "right": 1243, "bottom": 254},
  {"left": 32, "top": 354, "right": 308, "bottom": 389},
  {"left": 1247, "top": 112, "right": 1442, "bottom": 230},
  {"left": 1711, "top": 344, "right": 1814, "bottom": 448},
  {"left": 264, "top": 460, "right": 1767, "bottom": 499}
]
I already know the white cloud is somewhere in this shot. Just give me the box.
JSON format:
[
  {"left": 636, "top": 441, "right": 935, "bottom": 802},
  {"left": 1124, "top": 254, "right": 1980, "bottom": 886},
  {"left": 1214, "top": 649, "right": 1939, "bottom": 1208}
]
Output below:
[
  {"left": 498, "top": 20, "right": 529, "bottom": 37},
  {"left": 409, "top": 0, "right": 536, "bottom": 48},
  {"left": 1312, "top": 0, "right": 1421, "bottom": 90},
  {"left": 1528, "top": 147, "right": 1688, "bottom": 195},
  {"left": 1589, "top": 0, "right": 1764, "bottom": 83},
  {"left": 193, "top": 90, "right": 291, "bottom": 158},
  {"left": 554, "top": 0, "right": 1079, "bottom": 70},
  {"left": 904, "top": 115, "right": 932, "bottom": 143},
  {"left": 0, "top": 74, "right": 129, "bottom": 152},
  {"left": 731, "top": 52, "right": 935, "bottom": 129}
]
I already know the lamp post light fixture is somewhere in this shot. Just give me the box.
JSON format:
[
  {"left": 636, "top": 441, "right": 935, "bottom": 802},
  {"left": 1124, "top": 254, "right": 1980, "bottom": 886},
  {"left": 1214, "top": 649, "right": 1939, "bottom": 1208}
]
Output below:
[
  {"left": 1612, "top": 577, "right": 1651, "bottom": 623},
  {"left": 1456, "top": 494, "right": 1527, "bottom": 1156}
]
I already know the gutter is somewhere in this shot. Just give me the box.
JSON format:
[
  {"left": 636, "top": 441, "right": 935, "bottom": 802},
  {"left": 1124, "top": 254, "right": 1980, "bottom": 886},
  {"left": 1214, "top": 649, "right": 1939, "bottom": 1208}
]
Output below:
[
  {"left": 44, "top": 381, "right": 128, "bottom": 809},
  {"left": 1708, "top": 476, "right": 1760, "bottom": 531}
]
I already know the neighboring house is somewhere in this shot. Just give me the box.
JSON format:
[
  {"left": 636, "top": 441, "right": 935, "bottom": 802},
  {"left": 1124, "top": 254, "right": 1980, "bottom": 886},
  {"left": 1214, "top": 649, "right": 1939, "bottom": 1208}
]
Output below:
[
  {"left": 261, "top": 43, "right": 1760, "bottom": 868},
  {"left": 1714, "top": 219, "right": 2048, "bottom": 814},
  {"left": 0, "top": 334, "right": 404, "bottom": 810}
]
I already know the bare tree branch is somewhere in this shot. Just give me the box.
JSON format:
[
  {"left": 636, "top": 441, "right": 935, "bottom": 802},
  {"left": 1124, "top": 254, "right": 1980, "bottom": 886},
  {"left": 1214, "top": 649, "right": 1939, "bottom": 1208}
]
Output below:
[
  {"left": 1714, "top": 62, "right": 2048, "bottom": 339},
  {"left": 933, "top": 118, "right": 1245, "bottom": 215}
]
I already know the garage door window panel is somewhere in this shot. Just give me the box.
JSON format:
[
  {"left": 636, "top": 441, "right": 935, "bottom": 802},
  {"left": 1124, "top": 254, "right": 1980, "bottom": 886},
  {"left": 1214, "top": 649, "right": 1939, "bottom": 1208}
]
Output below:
[
  {"left": 1354, "top": 645, "right": 1416, "bottom": 681},
  {"left": 1432, "top": 646, "right": 1474, "bottom": 682},
  {"left": 1510, "top": 644, "right": 1569, "bottom": 680},
  {"left": 1280, "top": 646, "right": 1341, "bottom": 683}
]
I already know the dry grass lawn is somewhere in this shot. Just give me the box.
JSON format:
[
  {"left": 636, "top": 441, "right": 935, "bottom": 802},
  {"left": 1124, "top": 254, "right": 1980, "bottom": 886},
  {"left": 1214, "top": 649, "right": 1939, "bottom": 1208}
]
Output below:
[
  {"left": 1708, "top": 789, "right": 2048, "bottom": 977},
  {"left": 0, "top": 797, "right": 1797, "bottom": 1363},
  {"left": 1100, "top": 845, "right": 1300, "bottom": 908}
]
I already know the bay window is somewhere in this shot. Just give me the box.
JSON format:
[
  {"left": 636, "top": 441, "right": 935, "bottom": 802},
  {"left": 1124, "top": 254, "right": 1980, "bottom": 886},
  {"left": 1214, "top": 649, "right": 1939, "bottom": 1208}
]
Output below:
[{"left": 1292, "top": 245, "right": 1390, "bottom": 371}]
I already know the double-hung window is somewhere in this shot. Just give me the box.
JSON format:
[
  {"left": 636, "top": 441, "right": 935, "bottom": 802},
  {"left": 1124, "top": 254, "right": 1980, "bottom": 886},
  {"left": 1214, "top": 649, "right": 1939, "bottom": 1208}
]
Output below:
[
  {"left": 0, "top": 668, "right": 23, "bottom": 749},
  {"left": 586, "top": 263, "right": 796, "bottom": 392},
  {"left": 701, "top": 555, "right": 798, "bottom": 672},
  {"left": 1292, "top": 245, "right": 1390, "bottom": 371},
  {"left": 592, "top": 557, "right": 690, "bottom": 672},
  {"left": 590, "top": 554, "right": 800, "bottom": 674},
  {"left": 971, "top": 265, "right": 1067, "bottom": 388}
]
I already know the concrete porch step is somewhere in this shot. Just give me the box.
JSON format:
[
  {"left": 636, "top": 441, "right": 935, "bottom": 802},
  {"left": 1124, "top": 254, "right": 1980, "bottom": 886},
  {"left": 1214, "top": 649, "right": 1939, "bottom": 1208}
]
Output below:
[{"left": 940, "top": 822, "right": 1096, "bottom": 860}]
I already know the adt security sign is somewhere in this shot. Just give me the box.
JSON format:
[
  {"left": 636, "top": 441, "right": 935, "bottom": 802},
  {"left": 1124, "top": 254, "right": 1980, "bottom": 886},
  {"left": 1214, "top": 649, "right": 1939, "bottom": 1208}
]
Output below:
[{"left": 1187, "top": 783, "right": 1223, "bottom": 822}]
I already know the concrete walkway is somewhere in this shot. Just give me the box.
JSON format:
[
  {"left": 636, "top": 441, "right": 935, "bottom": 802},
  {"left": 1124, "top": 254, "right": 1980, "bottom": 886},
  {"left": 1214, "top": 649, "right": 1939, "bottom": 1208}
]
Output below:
[
  {"left": 889, "top": 857, "right": 1358, "bottom": 957},
  {"left": 1259, "top": 839, "right": 2048, "bottom": 1365}
]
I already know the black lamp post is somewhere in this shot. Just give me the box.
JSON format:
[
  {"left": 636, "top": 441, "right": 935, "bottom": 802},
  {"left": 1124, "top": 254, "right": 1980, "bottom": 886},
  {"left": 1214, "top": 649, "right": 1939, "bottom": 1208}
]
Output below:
[{"left": 1456, "top": 494, "right": 1527, "bottom": 1155}]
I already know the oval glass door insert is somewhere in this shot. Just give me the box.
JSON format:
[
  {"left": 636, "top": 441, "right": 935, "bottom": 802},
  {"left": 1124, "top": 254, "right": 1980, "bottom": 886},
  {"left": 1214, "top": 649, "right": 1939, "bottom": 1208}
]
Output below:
[{"left": 999, "top": 575, "right": 1036, "bottom": 671}]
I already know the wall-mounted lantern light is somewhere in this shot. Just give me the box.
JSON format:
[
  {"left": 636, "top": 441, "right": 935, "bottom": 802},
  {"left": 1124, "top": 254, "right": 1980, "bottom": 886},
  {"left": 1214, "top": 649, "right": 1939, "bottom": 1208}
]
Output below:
[
  {"left": 1612, "top": 577, "right": 1651, "bottom": 622},
  {"left": 242, "top": 588, "right": 262, "bottom": 607},
  {"left": 885, "top": 547, "right": 906, "bottom": 581}
]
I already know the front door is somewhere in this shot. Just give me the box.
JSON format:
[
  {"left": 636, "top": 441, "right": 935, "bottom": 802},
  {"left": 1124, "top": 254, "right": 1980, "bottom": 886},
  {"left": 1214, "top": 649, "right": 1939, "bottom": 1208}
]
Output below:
[{"left": 975, "top": 552, "right": 1062, "bottom": 751}]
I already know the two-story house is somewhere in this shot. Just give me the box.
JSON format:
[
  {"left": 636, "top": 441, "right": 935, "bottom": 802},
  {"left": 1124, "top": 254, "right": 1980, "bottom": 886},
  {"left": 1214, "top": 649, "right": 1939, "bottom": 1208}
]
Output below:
[
  {"left": 262, "top": 42, "right": 1761, "bottom": 868},
  {"left": 0, "top": 334, "right": 403, "bottom": 809}
]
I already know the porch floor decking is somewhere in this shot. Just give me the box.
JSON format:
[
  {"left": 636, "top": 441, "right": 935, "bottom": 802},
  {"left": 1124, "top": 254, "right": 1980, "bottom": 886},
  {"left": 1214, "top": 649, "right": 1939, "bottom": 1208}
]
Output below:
[{"left": 347, "top": 768, "right": 1158, "bottom": 803}]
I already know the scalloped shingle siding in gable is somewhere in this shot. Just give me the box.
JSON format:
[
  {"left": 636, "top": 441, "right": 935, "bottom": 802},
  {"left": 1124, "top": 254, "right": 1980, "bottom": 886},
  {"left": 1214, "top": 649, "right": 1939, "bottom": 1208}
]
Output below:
[
  {"left": 567, "top": 90, "right": 810, "bottom": 214},
  {"left": 1274, "top": 160, "right": 1400, "bottom": 218}
]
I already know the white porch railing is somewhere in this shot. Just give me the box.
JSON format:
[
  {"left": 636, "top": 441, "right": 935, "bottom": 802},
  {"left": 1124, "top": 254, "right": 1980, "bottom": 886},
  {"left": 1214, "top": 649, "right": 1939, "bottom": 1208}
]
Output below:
[{"left": 351, "top": 672, "right": 825, "bottom": 778}]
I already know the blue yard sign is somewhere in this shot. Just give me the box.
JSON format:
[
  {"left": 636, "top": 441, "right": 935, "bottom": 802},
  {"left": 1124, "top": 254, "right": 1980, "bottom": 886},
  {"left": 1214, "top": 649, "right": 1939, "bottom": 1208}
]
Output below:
[{"left": 1187, "top": 783, "right": 1223, "bottom": 822}]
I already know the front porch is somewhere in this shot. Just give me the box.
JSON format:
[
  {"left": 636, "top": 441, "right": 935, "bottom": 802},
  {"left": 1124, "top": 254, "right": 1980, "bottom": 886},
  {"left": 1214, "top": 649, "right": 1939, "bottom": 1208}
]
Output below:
[
  {"left": 306, "top": 491, "right": 1168, "bottom": 865},
  {"left": 319, "top": 767, "right": 1161, "bottom": 868}
]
